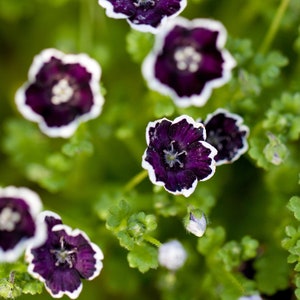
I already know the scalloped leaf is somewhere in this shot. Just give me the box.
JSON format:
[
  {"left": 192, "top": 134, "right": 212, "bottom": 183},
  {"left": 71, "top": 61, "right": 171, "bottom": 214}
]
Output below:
[{"left": 127, "top": 244, "right": 158, "bottom": 273}]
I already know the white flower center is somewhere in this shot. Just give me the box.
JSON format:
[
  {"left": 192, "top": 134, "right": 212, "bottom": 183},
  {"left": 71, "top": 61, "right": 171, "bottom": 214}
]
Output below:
[
  {"left": 163, "top": 141, "right": 187, "bottom": 168},
  {"left": 51, "top": 236, "right": 77, "bottom": 268},
  {"left": 51, "top": 79, "right": 74, "bottom": 105},
  {"left": 174, "top": 46, "right": 202, "bottom": 73},
  {"left": 133, "top": 0, "right": 155, "bottom": 7},
  {"left": 0, "top": 207, "right": 21, "bottom": 231}
]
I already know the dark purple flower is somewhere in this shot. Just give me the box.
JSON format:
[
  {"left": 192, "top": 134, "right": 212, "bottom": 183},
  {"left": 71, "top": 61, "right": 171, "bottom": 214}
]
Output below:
[
  {"left": 142, "top": 17, "right": 236, "bottom": 107},
  {"left": 204, "top": 108, "right": 249, "bottom": 165},
  {"left": 98, "top": 0, "right": 186, "bottom": 34},
  {"left": 142, "top": 115, "right": 217, "bottom": 197},
  {"left": 26, "top": 211, "right": 104, "bottom": 299},
  {"left": 15, "top": 49, "right": 104, "bottom": 138},
  {"left": 0, "top": 187, "right": 46, "bottom": 262}
]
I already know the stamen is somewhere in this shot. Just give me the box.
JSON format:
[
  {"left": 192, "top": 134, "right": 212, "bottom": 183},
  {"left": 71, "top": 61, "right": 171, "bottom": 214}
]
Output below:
[
  {"left": 174, "top": 46, "right": 202, "bottom": 73},
  {"left": 133, "top": 0, "right": 155, "bottom": 7},
  {"left": 0, "top": 207, "right": 21, "bottom": 231},
  {"left": 51, "top": 236, "right": 77, "bottom": 268},
  {"left": 163, "top": 141, "right": 187, "bottom": 168},
  {"left": 51, "top": 79, "right": 74, "bottom": 105}
]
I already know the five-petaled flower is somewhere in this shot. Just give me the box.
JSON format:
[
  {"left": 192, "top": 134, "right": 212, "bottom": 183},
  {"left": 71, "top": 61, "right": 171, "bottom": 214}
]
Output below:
[
  {"left": 98, "top": 0, "right": 186, "bottom": 34},
  {"left": 203, "top": 108, "right": 249, "bottom": 165},
  {"left": 142, "top": 17, "right": 236, "bottom": 107},
  {"left": 142, "top": 115, "right": 217, "bottom": 197},
  {"left": 15, "top": 48, "right": 104, "bottom": 138},
  {"left": 26, "top": 211, "right": 104, "bottom": 299},
  {"left": 0, "top": 186, "right": 46, "bottom": 262}
]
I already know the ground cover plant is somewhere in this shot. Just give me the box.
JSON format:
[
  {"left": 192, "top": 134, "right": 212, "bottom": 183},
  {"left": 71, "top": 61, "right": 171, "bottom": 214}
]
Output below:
[{"left": 0, "top": 0, "right": 300, "bottom": 299}]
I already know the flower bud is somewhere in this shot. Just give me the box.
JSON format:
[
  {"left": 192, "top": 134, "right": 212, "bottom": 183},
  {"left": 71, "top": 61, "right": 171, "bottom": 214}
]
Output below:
[{"left": 184, "top": 210, "right": 207, "bottom": 237}]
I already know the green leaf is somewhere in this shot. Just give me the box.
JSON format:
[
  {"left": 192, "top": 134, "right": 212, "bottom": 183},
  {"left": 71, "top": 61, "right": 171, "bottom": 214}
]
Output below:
[
  {"left": 197, "top": 226, "right": 226, "bottom": 255},
  {"left": 106, "top": 200, "right": 132, "bottom": 230},
  {"left": 253, "top": 51, "right": 288, "bottom": 87},
  {"left": 61, "top": 128, "right": 94, "bottom": 157},
  {"left": 126, "top": 30, "right": 154, "bottom": 63},
  {"left": 227, "top": 37, "right": 254, "bottom": 65},
  {"left": 117, "top": 230, "right": 135, "bottom": 251},
  {"left": 255, "top": 247, "right": 290, "bottom": 294},
  {"left": 127, "top": 244, "right": 158, "bottom": 273},
  {"left": 287, "top": 196, "right": 300, "bottom": 221},
  {"left": 0, "top": 278, "right": 22, "bottom": 299},
  {"left": 241, "top": 236, "right": 259, "bottom": 260},
  {"left": 285, "top": 225, "right": 298, "bottom": 237}
]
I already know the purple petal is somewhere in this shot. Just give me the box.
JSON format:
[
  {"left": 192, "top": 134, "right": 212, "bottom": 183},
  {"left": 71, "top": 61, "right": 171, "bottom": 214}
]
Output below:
[
  {"left": 185, "top": 141, "right": 216, "bottom": 180},
  {"left": 75, "top": 243, "right": 100, "bottom": 279},
  {"left": 169, "top": 117, "right": 206, "bottom": 145},
  {"left": 15, "top": 48, "right": 104, "bottom": 138},
  {"left": 0, "top": 187, "right": 46, "bottom": 262},
  {"left": 144, "top": 148, "right": 167, "bottom": 182},
  {"left": 35, "top": 57, "right": 62, "bottom": 84},
  {"left": 204, "top": 109, "right": 249, "bottom": 164},
  {"left": 101, "top": 0, "right": 136, "bottom": 17},
  {"left": 99, "top": 0, "right": 186, "bottom": 33},
  {"left": 142, "top": 17, "right": 235, "bottom": 107},
  {"left": 43, "top": 211, "right": 63, "bottom": 232},
  {"left": 29, "top": 245, "right": 57, "bottom": 280},
  {"left": 45, "top": 268, "right": 82, "bottom": 298},
  {"left": 142, "top": 115, "right": 217, "bottom": 197},
  {"left": 129, "top": 0, "right": 183, "bottom": 27},
  {"left": 64, "top": 63, "right": 92, "bottom": 83},
  {"left": 147, "top": 119, "right": 172, "bottom": 150},
  {"left": 164, "top": 169, "right": 197, "bottom": 195},
  {"left": 0, "top": 197, "right": 35, "bottom": 251}
]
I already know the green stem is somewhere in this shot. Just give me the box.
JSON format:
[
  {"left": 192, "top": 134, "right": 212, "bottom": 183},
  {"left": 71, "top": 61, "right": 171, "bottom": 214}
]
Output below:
[
  {"left": 78, "top": 0, "right": 94, "bottom": 52},
  {"left": 143, "top": 234, "right": 162, "bottom": 247},
  {"left": 259, "top": 0, "right": 290, "bottom": 54},
  {"left": 123, "top": 170, "right": 148, "bottom": 193}
]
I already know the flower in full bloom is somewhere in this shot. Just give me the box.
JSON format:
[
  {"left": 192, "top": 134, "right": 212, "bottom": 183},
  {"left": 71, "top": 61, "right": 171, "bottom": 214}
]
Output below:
[
  {"left": 98, "top": 0, "right": 186, "bottom": 34},
  {"left": 203, "top": 108, "right": 249, "bottom": 165},
  {"left": 142, "top": 17, "right": 236, "bottom": 107},
  {"left": 158, "top": 240, "right": 187, "bottom": 270},
  {"left": 142, "top": 115, "right": 217, "bottom": 197},
  {"left": 26, "top": 211, "right": 104, "bottom": 299},
  {"left": 0, "top": 187, "right": 46, "bottom": 262},
  {"left": 15, "top": 48, "right": 104, "bottom": 138}
]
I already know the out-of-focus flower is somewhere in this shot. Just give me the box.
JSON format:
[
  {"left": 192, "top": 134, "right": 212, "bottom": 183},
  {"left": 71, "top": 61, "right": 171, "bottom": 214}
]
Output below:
[
  {"left": 26, "top": 211, "right": 104, "bottom": 299},
  {"left": 0, "top": 187, "right": 46, "bottom": 262},
  {"left": 15, "top": 48, "right": 104, "bottom": 138},
  {"left": 158, "top": 240, "right": 187, "bottom": 270},
  {"left": 204, "top": 108, "right": 249, "bottom": 165},
  {"left": 142, "top": 115, "right": 217, "bottom": 197},
  {"left": 98, "top": 0, "right": 186, "bottom": 34},
  {"left": 142, "top": 17, "right": 236, "bottom": 107},
  {"left": 238, "top": 295, "right": 263, "bottom": 300}
]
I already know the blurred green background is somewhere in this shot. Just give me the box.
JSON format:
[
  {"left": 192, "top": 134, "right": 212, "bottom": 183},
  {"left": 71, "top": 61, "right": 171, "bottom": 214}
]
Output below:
[{"left": 1, "top": 0, "right": 300, "bottom": 299}]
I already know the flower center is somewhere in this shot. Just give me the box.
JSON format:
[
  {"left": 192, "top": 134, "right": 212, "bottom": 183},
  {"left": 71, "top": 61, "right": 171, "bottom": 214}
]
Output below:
[
  {"left": 51, "top": 79, "right": 74, "bottom": 105},
  {"left": 51, "top": 236, "right": 77, "bottom": 268},
  {"left": 163, "top": 141, "right": 187, "bottom": 168},
  {"left": 174, "top": 46, "right": 202, "bottom": 73},
  {"left": 0, "top": 207, "right": 21, "bottom": 231},
  {"left": 133, "top": 0, "right": 156, "bottom": 8}
]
